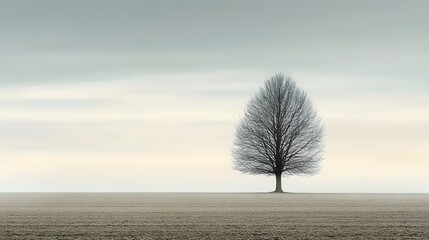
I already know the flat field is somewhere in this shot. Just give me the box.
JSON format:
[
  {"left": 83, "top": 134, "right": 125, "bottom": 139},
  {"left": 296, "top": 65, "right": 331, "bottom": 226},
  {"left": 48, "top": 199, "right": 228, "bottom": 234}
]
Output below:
[{"left": 1, "top": 193, "right": 428, "bottom": 239}]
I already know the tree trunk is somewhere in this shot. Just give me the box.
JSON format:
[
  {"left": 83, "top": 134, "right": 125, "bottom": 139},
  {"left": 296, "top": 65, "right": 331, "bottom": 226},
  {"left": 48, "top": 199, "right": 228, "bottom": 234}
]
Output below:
[{"left": 274, "top": 174, "right": 283, "bottom": 193}]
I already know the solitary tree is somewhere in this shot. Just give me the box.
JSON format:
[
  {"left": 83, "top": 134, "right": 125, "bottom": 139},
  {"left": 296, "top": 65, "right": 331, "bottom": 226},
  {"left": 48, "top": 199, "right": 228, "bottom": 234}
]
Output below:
[{"left": 232, "top": 74, "right": 324, "bottom": 192}]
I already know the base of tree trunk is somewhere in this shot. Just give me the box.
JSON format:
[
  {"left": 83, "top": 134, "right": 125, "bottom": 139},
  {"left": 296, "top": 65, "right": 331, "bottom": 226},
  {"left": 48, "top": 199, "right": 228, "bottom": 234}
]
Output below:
[
  {"left": 274, "top": 174, "right": 283, "bottom": 193},
  {"left": 271, "top": 189, "right": 284, "bottom": 193}
]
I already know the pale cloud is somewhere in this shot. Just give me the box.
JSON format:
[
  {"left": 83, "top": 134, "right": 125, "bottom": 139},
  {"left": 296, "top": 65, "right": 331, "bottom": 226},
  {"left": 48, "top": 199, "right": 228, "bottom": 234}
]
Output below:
[{"left": 1, "top": 71, "right": 428, "bottom": 192}]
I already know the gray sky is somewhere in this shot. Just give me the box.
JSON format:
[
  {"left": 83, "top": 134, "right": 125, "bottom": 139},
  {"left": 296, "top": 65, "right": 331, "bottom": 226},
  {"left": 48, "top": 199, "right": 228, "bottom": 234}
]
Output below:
[{"left": 1, "top": 0, "right": 428, "bottom": 192}]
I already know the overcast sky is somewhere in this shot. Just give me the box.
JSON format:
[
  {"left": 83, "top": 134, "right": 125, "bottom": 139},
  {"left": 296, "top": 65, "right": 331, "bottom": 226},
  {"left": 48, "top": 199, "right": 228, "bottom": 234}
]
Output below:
[{"left": 1, "top": 0, "right": 428, "bottom": 192}]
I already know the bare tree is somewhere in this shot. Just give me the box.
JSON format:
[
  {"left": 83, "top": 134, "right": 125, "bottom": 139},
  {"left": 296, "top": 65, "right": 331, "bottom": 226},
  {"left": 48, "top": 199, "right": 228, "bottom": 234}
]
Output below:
[{"left": 232, "top": 74, "right": 324, "bottom": 193}]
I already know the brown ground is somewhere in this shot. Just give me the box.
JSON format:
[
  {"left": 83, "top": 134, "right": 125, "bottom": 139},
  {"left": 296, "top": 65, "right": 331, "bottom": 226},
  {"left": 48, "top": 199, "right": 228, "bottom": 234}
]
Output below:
[{"left": 1, "top": 193, "right": 428, "bottom": 239}]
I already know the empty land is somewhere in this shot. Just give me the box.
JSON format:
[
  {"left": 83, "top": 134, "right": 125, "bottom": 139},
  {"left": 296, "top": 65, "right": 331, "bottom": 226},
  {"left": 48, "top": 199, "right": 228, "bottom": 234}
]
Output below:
[{"left": 1, "top": 193, "right": 428, "bottom": 239}]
